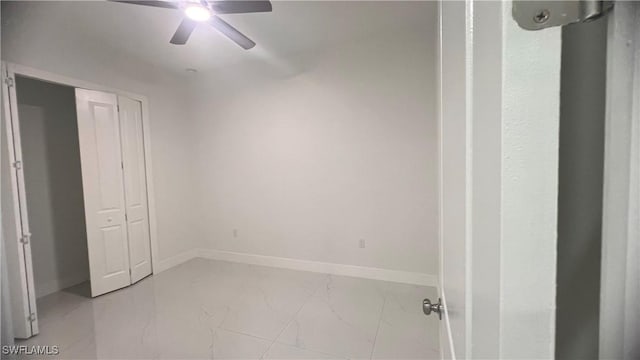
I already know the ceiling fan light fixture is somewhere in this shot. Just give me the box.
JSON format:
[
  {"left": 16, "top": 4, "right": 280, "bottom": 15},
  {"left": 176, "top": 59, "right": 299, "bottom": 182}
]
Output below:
[{"left": 185, "top": 4, "right": 211, "bottom": 21}]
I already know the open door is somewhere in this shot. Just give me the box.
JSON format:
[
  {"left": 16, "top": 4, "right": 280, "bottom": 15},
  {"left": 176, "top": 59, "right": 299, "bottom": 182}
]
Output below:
[
  {"left": 1, "top": 64, "right": 39, "bottom": 338},
  {"left": 435, "top": 1, "right": 639, "bottom": 358},
  {"left": 117, "top": 95, "right": 152, "bottom": 284},
  {"left": 75, "top": 89, "right": 131, "bottom": 297},
  {"left": 434, "top": 1, "right": 563, "bottom": 358}
]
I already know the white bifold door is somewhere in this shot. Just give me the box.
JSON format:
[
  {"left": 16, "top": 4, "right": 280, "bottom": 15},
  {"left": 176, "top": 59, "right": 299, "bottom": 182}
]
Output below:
[
  {"left": 75, "top": 89, "right": 152, "bottom": 297},
  {"left": 117, "top": 95, "right": 152, "bottom": 284}
]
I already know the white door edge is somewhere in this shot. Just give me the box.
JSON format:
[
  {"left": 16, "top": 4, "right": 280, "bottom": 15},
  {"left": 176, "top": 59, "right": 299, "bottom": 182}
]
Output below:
[{"left": 1, "top": 63, "right": 39, "bottom": 337}]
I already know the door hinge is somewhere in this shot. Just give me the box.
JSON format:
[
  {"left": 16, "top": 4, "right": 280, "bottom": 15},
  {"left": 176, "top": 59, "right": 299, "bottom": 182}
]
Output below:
[
  {"left": 28, "top": 313, "right": 36, "bottom": 322},
  {"left": 12, "top": 161, "right": 22, "bottom": 170},
  {"left": 19, "top": 233, "right": 31, "bottom": 245},
  {"left": 4, "top": 76, "right": 14, "bottom": 88},
  {"left": 513, "top": 0, "right": 613, "bottom": 31}
]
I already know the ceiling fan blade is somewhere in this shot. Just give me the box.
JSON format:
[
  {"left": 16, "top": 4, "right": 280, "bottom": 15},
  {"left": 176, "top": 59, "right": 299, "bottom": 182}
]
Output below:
[
  {"left": 170, "top": 19, "right": 198, "bottom": 45},
  {"left": 209, "top": 16, "right": 256, "bottom": 50},
  {"left": 110, "top": 0, "right": 178, "bottom": 9},
  {"left": 211, "top": 1, "right": 272, "bottom": 14}
]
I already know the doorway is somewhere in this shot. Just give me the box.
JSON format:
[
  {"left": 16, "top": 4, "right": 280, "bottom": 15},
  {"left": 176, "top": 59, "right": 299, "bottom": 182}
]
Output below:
[
  {"left": 16, "top": 76, "right": 91, "bottom": 300},
  {"left": 3, "top": 66, "right": 157, "bottom": 340}
]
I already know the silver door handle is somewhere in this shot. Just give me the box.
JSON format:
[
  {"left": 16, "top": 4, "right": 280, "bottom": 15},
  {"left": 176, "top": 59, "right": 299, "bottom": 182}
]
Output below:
[{"left": 423, "top": 298, "right": 443, "bottom": 320}]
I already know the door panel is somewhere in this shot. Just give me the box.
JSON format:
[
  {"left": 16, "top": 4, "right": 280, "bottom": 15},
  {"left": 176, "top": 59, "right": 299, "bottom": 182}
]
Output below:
[
  {"left": 75, "top": 89, "right": 131, "bottom": 297},
  {"left": 118, "top": 96, "right": 152, "bottom": 283},
  {"left": 102, "top": 226, "right": 127, "bottom": 274}
]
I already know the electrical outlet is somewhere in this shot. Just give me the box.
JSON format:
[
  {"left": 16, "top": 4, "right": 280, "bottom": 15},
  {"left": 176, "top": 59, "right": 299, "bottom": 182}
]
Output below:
[
  {"left": 233, "top": 229, "right": 238, "bottom": 238},
  {"left": 359, "top": 239, "right": 366, "bottom": 248}
]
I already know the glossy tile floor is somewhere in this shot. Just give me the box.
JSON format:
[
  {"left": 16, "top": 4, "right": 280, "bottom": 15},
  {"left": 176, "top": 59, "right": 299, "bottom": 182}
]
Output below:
[{"left": 18, "top": 259, "right": 439, "bottom": 359}]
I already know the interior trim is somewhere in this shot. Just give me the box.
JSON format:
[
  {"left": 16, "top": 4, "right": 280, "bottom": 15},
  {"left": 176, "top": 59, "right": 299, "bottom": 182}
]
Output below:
[{"left": 156, "top": 248, "right": 438, "bottom": 287}]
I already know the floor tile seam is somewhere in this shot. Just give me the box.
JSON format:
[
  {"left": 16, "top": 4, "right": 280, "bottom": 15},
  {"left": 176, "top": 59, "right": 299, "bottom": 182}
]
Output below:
[
  {"left": 258, "top": 275, "right": 331, "bottom": 359},
  {"left": 368, "top": 296, "right": 387, "bottom": 360}
]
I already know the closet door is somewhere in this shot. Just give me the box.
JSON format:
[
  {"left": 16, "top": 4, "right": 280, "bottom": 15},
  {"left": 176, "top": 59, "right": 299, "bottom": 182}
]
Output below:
[
  {"left": 75, "top": 89, "right": 131, "bottom": 297},
  {"left": 118, "top": 96, "right": 152, "bottom": 283}
]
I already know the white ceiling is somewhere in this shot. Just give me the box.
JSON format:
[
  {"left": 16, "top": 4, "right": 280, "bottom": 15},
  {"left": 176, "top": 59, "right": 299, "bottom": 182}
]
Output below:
[{"left": 2, "top": 1, "right": 436, "bottom": 75}]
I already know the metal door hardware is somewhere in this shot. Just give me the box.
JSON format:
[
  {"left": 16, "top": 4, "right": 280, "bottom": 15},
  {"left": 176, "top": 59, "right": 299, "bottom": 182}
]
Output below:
[
  {"left": 513, "top": 1, "right": 613, "bottom": 31},
  {"left": 19, "top": 233, "right": 31, "bottom": 244},
  {"left": 423, "top": 298, "right": 443, "bottom": 320}
]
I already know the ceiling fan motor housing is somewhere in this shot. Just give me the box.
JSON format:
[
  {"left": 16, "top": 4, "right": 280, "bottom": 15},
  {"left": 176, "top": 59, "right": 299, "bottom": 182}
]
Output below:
[{"left": 111, "top": 0, "right": 272, "bottom": 49}]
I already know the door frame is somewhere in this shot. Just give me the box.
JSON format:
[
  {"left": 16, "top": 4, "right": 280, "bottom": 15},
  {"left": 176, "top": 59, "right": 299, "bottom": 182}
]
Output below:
[
  {"left": 437, "top": 1, "right": 562, "bottom": 358},
  {"left": 1, "top": 62, "right": 38, "bottom": 338},
  {"left": 1, "top": 61, "right": 160, "bottom": 310},
  {"left": 599, "top": 2, "right": 640, "bottom": 358}
]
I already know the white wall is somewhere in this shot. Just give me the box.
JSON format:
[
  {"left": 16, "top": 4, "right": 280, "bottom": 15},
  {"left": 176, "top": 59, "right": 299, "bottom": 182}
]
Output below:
[
  {"left": 1, "top": 1, "right": 198, "bottom": 264},
  {"left": 189, "top": 22, "right": 438, "bottom": 275},
  {"left": 16, "top": 77, "right": 90, "bottom": 298},
  {"left": 2, "top": 1, "right": 438, "bottom": 281}
]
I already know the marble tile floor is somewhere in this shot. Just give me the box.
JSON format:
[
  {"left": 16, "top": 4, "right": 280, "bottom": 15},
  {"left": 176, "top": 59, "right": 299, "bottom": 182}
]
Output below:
[{"left": 17, "top": 259, "right": 440, "bottom": 359}]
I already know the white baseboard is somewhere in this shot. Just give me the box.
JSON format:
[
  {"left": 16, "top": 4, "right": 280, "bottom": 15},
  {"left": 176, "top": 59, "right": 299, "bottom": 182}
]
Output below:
[
  {"left": 36, "top": 273, "right": 89, "bottom": 299},
  {"left": 153, "top": 248, "right": 437, "bottom": 287},
  {"left": 154, "top": 248, "right": 198, "bottom": 273},
  {"left": 197, "top": 248, "right": 438, "bottom": 287}
]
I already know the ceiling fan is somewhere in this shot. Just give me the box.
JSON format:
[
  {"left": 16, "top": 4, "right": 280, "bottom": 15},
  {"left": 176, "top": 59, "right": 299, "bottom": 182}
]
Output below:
[{"left": 111, "top": 0, "right": 272, "bottom": 49}]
